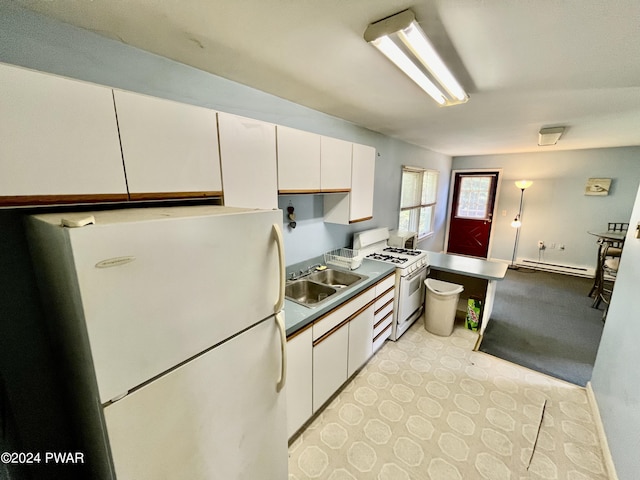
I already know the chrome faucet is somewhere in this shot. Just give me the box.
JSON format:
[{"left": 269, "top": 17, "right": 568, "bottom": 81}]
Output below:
[
  {"left": 288, "top": 263, "right": 323, "bottom": 281},
  {"left": 306, "top": 263, "right": 322, "bottom": 274}
]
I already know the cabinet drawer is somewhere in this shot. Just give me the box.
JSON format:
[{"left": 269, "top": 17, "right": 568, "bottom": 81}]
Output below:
[
  {"left": 373, "top": 310, "right": 393, "bottom": 338},
  {"left": 313, "top": 287, "right": 375, "bottom": 341},
  {"left": 372, "top": 323, "right": 392, "bottom": 352},
  {"left": 374, "top": 300, "right": 394, "bottom": 324},
  {"left": 374, "top": 288, "right": 395, "bottom": 312},
  {"left": 375, "top": 274, "right": 396, "bottom": 296}
]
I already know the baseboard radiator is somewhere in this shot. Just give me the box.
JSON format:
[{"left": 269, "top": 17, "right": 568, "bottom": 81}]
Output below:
[{"left": 518, "top": 259, "right": 594, "bottom": 277}]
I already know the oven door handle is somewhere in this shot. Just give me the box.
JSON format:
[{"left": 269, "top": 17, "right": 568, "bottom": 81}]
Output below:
[{"left": 405, "top": 266, "right": 428, "bottom": 281}]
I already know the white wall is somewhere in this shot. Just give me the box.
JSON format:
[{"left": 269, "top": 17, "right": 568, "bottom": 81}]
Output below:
[
  {"left": 453, "top": 148, "right": 640, "bottom": 271},
  {"left": 591, "top": 183, "right": 640, "bottom": 480}
]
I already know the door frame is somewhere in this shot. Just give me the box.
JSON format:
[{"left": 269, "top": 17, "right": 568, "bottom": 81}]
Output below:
[{"left": 444, "top": 168, "right": 504, "bottom": 258}]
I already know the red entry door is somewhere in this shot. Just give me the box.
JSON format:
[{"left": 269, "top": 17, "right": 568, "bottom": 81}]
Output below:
[{"left": 447, "top": 172, "right": 500, "bottom": 258}]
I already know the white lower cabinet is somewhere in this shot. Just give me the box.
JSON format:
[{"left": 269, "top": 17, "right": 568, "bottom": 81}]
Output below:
[
  {"left": 289, "top": 274, "right": 395, "bottom": 435},
  {"left": 347, "top": 305, "right": 374, "bottom": 377},
  {"left": 286, "top": 326, "right": 313, "bottom": 438},
  {"left": 312, "top": 322, "right": 349, "bottom": 412},
  {"left": 373, "top": 273, "right": 396, "bottom": 352}
]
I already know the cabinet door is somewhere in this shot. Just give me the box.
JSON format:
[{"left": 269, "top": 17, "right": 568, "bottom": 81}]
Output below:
[
  {"left": 218, "top": 112, "right": 278, "bottom": 209},
  {"left": 349, "top": 143, "right": 376, "bottom": 222},
  {"left": 320, "top": 136, "right": 352, "bottom": 191},
  {"left": 323, "top": 142, "right": 376, "bottom": 225},
  {"left": 0, "top": 63, "right": 127, "bottom": 203},
  {"left": 113, "top": 90, "right": 222, "bottom": 199},
  {"left": 347, "top": 305, "right": 374, "bottom": 377},
  {"left": 277, "top": 126, "right": 320, "bottom": 193},
  {"left": 312, "top": 323, "right": 348, "bottom": 412},
  {"left": 286, "top": 327, "right": 313, "bottom": 438}
]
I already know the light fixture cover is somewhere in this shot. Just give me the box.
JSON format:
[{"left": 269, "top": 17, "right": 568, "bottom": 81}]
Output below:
[
  {"left": 364, "top": 9, "right": 468, "bottom": 107},
  {"left": 515, "top": 180, "right": 533, "bottom": 190},
  {"left": 538, "top": 127, "right": 565, "bottom": 146}
]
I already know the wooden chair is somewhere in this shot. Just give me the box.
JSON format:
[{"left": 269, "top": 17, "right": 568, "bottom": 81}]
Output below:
[
  {"left": 607, "top": 222, "right": 629, "bottom": 248},
  {"left": 588, "top": 223, "right": 627, "bottom": 299},
  {"left": 592, "top": 243, "right": 620, "bottom": 321}
]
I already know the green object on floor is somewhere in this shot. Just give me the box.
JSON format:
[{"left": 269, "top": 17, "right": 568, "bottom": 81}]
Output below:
[{"left": 466, "top": 296, "right": 483, "bottom": 331}]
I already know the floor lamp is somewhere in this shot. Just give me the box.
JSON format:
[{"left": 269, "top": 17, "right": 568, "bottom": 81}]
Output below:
[{"left": 509, "top": 180, "right": 533, "bottom": 269}]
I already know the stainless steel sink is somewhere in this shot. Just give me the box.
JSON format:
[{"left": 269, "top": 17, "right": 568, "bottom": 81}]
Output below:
[
  {"left": 285, "top": 268, "right": 368, "bottom": 307},
  {"left": 307, "top": 269, "right": 366, "bottom": 289},
  {"left": 285, "top": 280, "right": 337, "bottom": 307}
]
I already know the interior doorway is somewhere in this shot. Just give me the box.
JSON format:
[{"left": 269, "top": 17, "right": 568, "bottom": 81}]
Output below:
[{"left": 446, "top": 171, "right": 500, "bottom": 258}]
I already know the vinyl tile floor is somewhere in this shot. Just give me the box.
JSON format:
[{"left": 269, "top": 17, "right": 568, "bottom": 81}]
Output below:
[{"left": 288, "top": 318, "right": 609, "bottom": 480}]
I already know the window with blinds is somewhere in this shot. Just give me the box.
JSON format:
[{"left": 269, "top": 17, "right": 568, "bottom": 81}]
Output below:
[{"left": 398, "top": 166, "right": 439, "bottom": 238}]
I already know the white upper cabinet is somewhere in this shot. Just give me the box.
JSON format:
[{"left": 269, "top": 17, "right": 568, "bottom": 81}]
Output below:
[
  {"left": 276, "top": 128, "right": 352, "bottom": 194},
  {"left": 0, "top": 63, "right": 127, "bottom": 203},
  {"left": 350, "top": 143, "right": 376, "bottom": 221},
  {"left": 113, "top": 90, "right": 222, "bottom": 199},
  {"left": 217, "top": 112, "right": 278, "bottom": 209},
  {"left": 276, "top": 126, "right": 321, "bottom": 193},
  {"left": 320, "top": 136, "right": 352, "bottom": 192},
  {"left": 323, "top": 142, "right": 376, "bottom": 224}
]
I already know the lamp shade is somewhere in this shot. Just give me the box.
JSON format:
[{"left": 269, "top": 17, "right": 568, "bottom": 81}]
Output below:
[{"left": 515, "top": 180, "right": 533, "bottom": 190}]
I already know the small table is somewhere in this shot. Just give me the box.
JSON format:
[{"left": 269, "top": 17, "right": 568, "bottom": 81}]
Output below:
[{"left": 426, "top": 252, "right": 508, "bottom": 336}]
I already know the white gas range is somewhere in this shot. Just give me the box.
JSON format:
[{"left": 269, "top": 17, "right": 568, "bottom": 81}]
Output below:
[{"left": 354, "top": 228, "right": 429, "bottom": 341}]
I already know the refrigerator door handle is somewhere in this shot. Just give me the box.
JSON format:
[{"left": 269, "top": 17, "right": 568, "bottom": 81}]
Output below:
[
  {"left": 272, "top": 223, "right": 286, "bottom": 313},
  {"left": 275, "top": 312, "right": 287, "bottom": 392}
]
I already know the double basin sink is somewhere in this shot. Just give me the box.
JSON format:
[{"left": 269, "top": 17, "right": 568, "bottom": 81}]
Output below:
[{"left": 285, "top": 268, "right": 367, "bottom": 307}]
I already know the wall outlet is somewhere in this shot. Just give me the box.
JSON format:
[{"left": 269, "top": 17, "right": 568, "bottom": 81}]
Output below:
[{"left": 549, "top": 242, "right": 556, "bottom": 249}]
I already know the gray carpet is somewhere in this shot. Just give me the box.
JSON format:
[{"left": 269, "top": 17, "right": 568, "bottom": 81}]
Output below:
[{"left": 478, "top": 269, "right": 605, "bottom": 387}]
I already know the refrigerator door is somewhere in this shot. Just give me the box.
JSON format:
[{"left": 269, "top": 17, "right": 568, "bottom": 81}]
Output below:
[
  {"left": 59, "top": 207, "right": 282, "bottom": 403},
  {"left": 103, "top": 316, "right": 288, "bottom": 479}
]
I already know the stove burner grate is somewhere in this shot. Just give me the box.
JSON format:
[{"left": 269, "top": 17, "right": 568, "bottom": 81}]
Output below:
[
  {"left": 366, "top": 253, "right": 408, "bottom": 264},
  {"left": 383, "top": 247, "right": 420, "bottom": 256}
]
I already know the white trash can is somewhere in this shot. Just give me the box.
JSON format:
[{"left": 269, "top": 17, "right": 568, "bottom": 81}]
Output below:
[{"left": 424, "top": 279, "right": 464, "bottom": 336}]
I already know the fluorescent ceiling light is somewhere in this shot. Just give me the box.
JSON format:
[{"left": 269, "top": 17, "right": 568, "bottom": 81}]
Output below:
[
  {"left": 538, "top": 127, "right": 565, "bottom": 146},
  {"left": 364, "top": 9, "right": 468, "bottom": 107}
]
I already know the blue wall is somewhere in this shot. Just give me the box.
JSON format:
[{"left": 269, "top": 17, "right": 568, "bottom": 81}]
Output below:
[{"left": 453, "top": 148, "right": 640, "bottom": 272}]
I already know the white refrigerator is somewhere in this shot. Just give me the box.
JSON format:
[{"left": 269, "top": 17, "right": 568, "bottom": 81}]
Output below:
[{"left": 26, "top": 205, "right": 288, "bottom": 479}]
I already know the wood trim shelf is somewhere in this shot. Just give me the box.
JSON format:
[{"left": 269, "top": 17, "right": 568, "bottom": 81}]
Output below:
[
  {"left": 286, "top": 321, "right": 313, "bottom": 341},
  {"left": 277, "top": 189, "right": 349, "bottom": 195},
  {"left": 129, "top": 191, "right": 222, "bottom": 201},
  {"left": 373, "top": 323, "right": 392, "bottom": 342},
  {"left": 374, "top": 310, "right": 393, "bottom": 329},
  {"left": 349, "top": 216, "right": 373, "bottom": 224},
  {"left": 375, "top": 298, "right": 394, "bottom": 316},
  {"left": 0, "top": 194, "right": 129, "bottom": 207}
]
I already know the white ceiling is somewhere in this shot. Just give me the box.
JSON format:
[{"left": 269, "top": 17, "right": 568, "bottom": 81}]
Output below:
[{"left": 19, "top": 0, "right": 640, "bottom": 156}]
